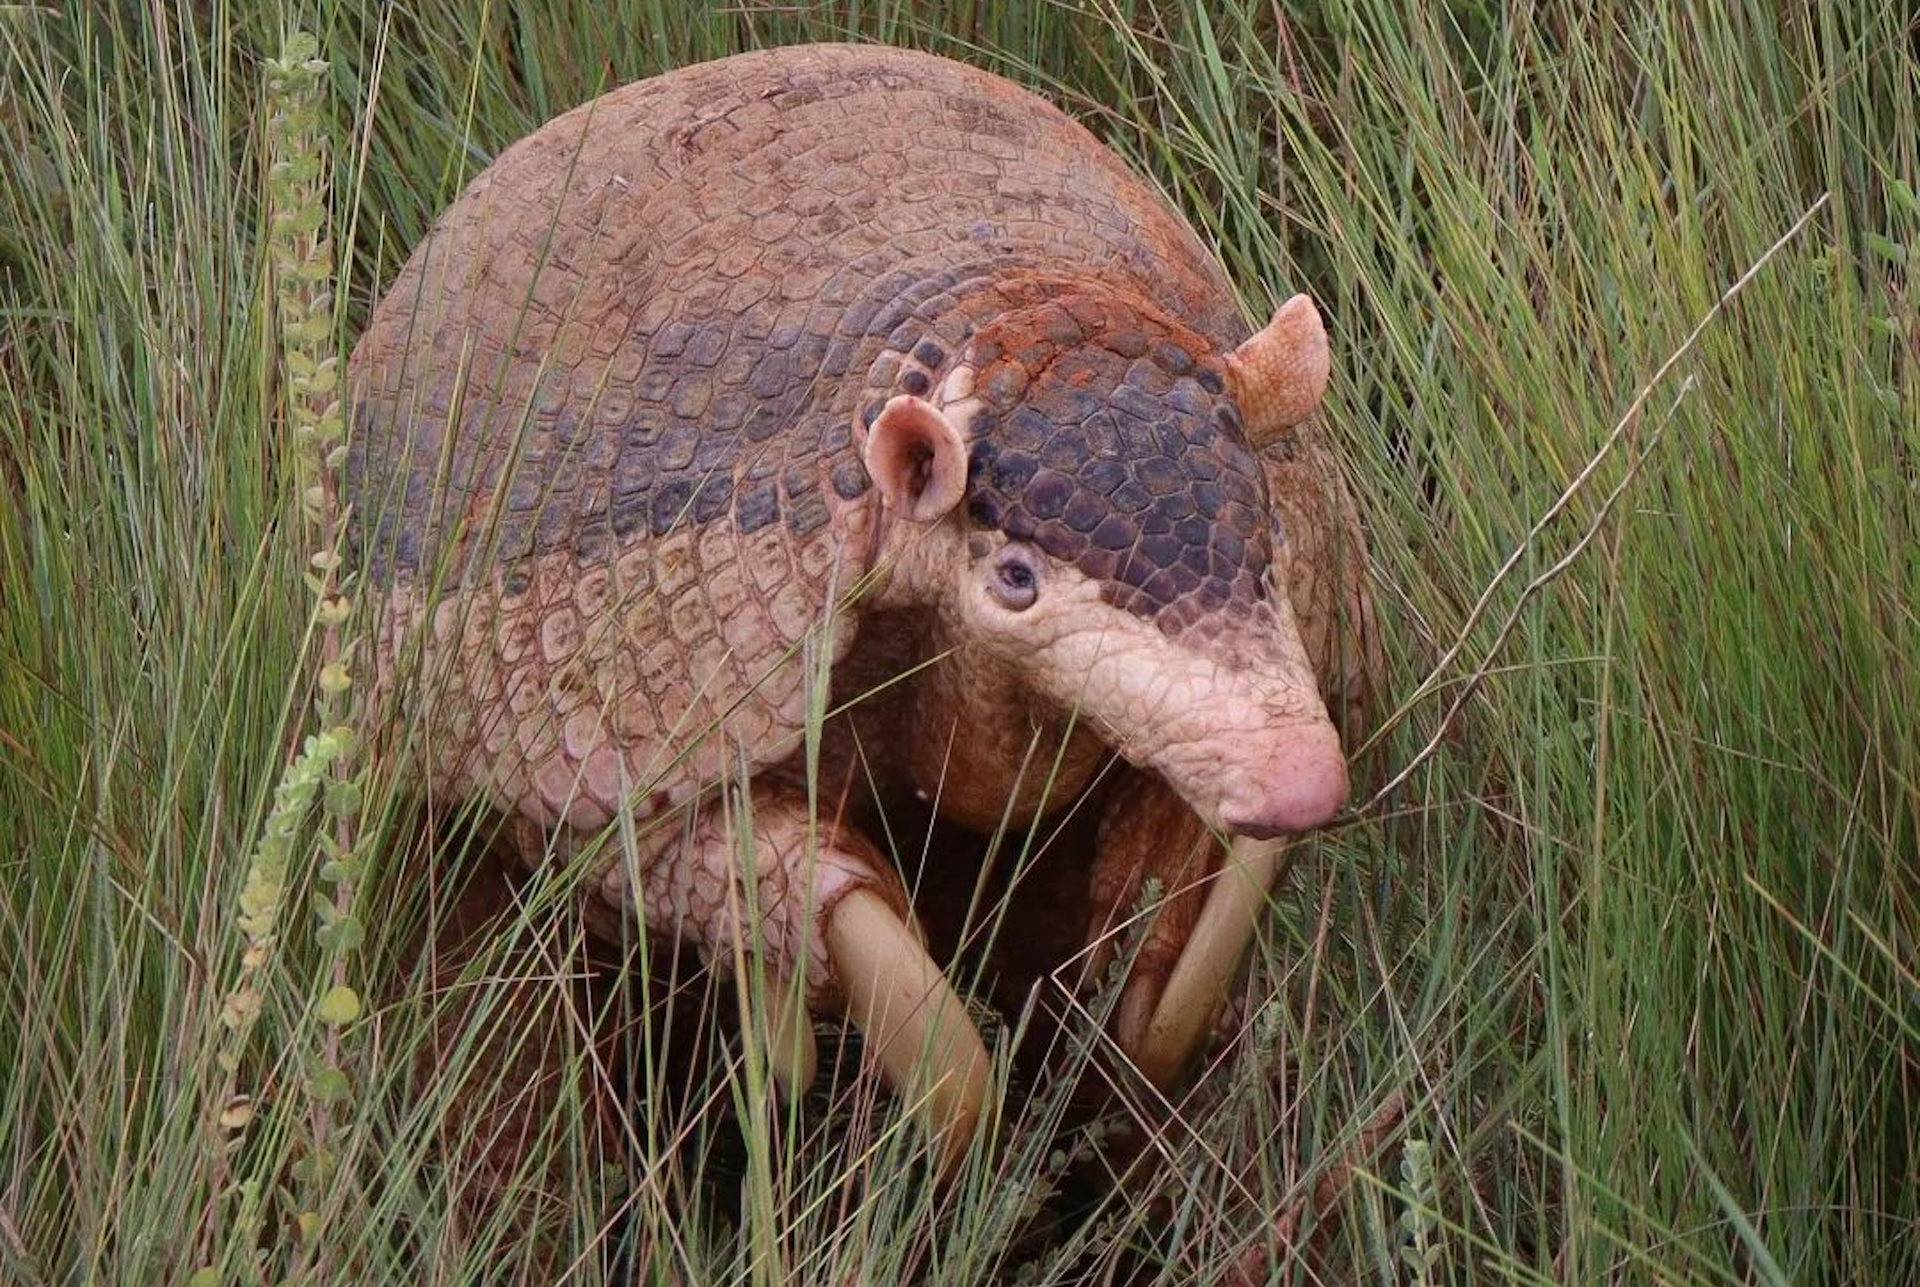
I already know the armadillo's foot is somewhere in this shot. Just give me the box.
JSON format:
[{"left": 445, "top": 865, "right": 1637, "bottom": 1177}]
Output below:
[
  {"left": 1124, "top": 836, "right": 1291, "bottom": 1090},
  {"left": 600, "top": 783, "right": 991, "bottom": 1174},
  {"left": 1084, "top": 774, "right": 1294, "bottom": 1092}
]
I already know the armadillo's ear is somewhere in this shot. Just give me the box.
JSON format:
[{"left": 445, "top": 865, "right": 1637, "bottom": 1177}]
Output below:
[
  {"left": 1226, "top": 294, "right": 1331, "bottom": 446},
  {"left": 864, "top": 395, "right": 968, "bottom": 523}
]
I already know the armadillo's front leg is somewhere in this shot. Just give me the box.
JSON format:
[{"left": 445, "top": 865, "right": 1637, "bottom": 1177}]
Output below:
[
  {"left": 1084, "top": 772, "right": 1296, "bottom": 1092},
  {"left": 595, "top": 783, "right": 991, "bottom": 1174}
]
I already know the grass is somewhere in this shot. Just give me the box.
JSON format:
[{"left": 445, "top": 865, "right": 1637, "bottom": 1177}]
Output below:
[{"left": 2, "top": 0, "right": 1916, "bottom": 1281}]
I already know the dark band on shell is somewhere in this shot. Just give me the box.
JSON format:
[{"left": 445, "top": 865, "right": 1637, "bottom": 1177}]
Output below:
[{"left": 958, "top": 289, "right": 1274, "bottom": 632}]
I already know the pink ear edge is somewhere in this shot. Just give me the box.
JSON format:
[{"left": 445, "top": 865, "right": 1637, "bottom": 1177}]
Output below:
[
  {"left": 863, "top": 395, "right": 969, "bottom": 523},
  {"left": 1228, "top": 293, "right": 1331, "bottom": 443}
]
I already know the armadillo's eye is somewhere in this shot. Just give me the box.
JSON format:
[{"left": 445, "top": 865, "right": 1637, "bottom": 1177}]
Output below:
[{"left": 987, "top": 547, "right": 1040, "bottom": 611}]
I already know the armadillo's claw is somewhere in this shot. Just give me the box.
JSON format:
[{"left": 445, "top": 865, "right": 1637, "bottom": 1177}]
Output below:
[
  {"left": 593, "top": 783, "right": 988, "bottom": 1167},
  {"left": 1124, "top": 836, "right": 1291, "bottom": 1091},
  {"left": 763, "top": 971, "right": 819, "bottom": 1100},
  {"left": 826, "top": 889, "right": 992, "bottom": 1177}
]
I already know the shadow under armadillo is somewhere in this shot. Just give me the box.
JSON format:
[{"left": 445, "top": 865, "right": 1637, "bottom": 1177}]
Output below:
[{"left": 395, "top": 766, "right": 1177, "bottom": 1279}]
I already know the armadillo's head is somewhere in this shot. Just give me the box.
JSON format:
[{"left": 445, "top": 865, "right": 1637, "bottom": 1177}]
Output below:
[{"left": 862, "top": 283, "right": 1349, "bottom": 840}]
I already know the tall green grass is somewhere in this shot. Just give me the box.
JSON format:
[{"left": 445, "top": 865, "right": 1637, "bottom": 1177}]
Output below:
[{"left": 3, "top": 1, "right": 1915, "bottom": 1281}]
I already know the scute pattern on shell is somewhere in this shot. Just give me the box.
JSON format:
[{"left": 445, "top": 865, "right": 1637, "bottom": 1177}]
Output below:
[
  {"left": 346, "top": 43, "right": 1264, "bottom": 865},
  {"left": 959, "top": 287, "right": 1274, "bottom": 633},
  {"left": 347, "top": 45, "right": 1247, "bottom": 596}
]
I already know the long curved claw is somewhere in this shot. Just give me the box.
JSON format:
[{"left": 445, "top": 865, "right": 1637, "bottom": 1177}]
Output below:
[
  {"left": 1127, "top": 836, "right": 1292, "bottom": 1091},
  {"left": 826, "top": 890, "right": 992, "bottom": 1176},
  {"left": 763, "top": 971, "right": 819, "bottom": 1100}
]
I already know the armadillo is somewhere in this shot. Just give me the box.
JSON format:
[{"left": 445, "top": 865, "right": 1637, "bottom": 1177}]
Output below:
[{"left": 348, "top": 43, "right": 1368, "bottom": 1170}]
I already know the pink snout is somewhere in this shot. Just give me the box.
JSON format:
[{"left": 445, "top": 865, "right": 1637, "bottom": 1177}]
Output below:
[{"left": 1217, "top": 731, "right": 1351, "bottom": 839}]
